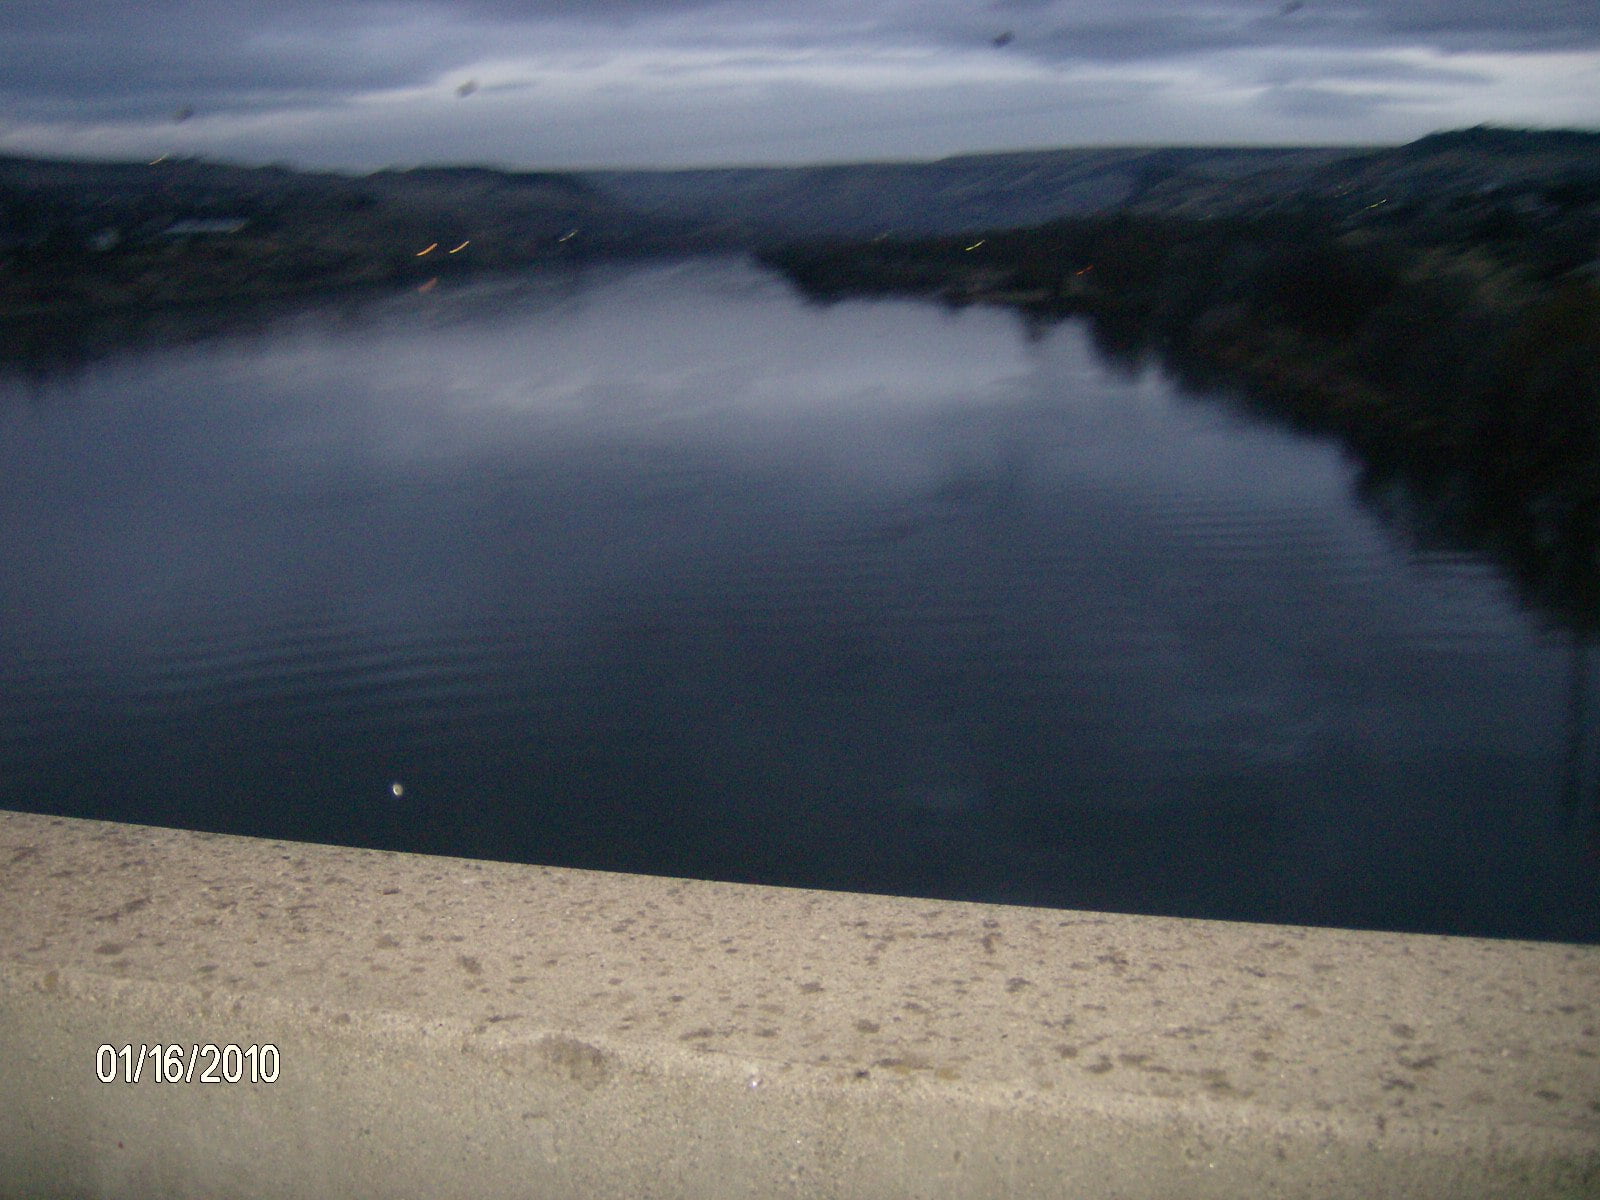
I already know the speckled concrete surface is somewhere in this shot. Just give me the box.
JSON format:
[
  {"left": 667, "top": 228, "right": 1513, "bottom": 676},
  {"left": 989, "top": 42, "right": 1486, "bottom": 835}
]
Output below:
[{"left": 1, "top": 808, "right": 1596, "bottom": 1198}]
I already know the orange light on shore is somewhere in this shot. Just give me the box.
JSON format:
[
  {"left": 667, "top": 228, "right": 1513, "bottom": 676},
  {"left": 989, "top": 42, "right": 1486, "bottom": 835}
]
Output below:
[
  {"left": 448, "top": 240, "right": 470, "bottom": 254},
  {"left": 417, "top": 277, "right": 438, "bottom": 293},
  {"left": 416, "top": 243, "right": 438, "bottom": 257}
]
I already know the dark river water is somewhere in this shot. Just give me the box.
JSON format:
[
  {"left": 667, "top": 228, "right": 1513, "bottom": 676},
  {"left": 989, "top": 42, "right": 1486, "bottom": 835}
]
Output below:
[{"left": 3, "top": 258, "right": 1596, "bottom": 942}]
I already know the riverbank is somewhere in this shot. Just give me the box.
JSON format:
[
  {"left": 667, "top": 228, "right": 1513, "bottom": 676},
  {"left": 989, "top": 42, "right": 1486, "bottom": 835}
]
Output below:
[
  {"left": 0, "top": 246, "right": 584, "bottom": 372},
  {"left": 762, "top": 216, "right": 1595, "bottom": 453},
  {"left": 0, "top": 222, "right": 642, "bottom": 325}
]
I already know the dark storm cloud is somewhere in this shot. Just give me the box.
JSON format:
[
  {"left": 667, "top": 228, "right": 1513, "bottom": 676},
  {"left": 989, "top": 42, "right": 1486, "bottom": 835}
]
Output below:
[
  {"left": 1, "top": 1, "right": 473, "bottom": 118},
  {"left": 1377, "top": 0, "right": 1600, "bottom": 50},
  {"left": 3, "top": 1, "right": 799, "bottom": 124},
  {"left": 955, "top": 0, "right": 1600, "bottom": 63}
]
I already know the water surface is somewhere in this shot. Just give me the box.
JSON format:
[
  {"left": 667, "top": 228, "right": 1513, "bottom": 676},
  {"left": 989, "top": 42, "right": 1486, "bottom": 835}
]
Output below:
[{"left": 2, "top": 258, "right": 1595, "bottom": 941}]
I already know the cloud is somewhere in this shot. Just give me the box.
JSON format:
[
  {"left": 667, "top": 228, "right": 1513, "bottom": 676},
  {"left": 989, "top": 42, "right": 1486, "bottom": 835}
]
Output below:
[
  {"left": 11, "top": 1, "right": 1591, "bottom": 117},
  {"left": 0, "top": 0, "right": 1596, "bottom": 166},
  {"left": 928, "top": 0, "right": 1600, "bottom": 64},
  {"left": 1256, "top": 82, "right": 1391, "bottom": 120},
  {"left": 1375, "top": 0, "right": 1600, "bottom": 50},
  {"left": 1256, "top": 51, "right": 1494, "bottom": 87}
]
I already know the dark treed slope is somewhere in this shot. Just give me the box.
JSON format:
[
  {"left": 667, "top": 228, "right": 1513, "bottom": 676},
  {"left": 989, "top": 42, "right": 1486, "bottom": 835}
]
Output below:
[
  {"left": 0, "top": 155, "right": 707, "bottom": 319},
  {"left": 1126, "top": 125, "right": 1600, "bottom": 223}
]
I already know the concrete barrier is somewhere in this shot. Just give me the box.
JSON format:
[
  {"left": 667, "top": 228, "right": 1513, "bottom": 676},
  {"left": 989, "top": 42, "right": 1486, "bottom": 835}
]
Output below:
[{"left": 1, "top": 807, "right": 1596, "bottom": 1199}]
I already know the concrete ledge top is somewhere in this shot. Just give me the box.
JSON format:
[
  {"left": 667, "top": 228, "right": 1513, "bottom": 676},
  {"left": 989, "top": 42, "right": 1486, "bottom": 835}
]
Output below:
[{"left": 3, "top": 808, "right": 1598, "bottom": 1177}]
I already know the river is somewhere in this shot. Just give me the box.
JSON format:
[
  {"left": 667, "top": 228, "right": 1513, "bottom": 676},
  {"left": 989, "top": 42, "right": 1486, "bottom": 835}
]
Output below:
[{"left": 2, "top": 257, "right": 1595, "bottom": 941}]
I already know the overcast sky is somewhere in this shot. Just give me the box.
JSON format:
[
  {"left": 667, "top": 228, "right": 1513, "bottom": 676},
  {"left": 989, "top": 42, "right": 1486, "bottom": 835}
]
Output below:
[{"left": 2, "top": 0, "right": 1597, "bottom": 170}]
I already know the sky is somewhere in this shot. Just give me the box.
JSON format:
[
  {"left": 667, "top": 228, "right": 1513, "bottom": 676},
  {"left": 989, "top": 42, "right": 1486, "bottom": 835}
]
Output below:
[{"left": 2, "top": 0, "right": 1598, "bottom": 171}]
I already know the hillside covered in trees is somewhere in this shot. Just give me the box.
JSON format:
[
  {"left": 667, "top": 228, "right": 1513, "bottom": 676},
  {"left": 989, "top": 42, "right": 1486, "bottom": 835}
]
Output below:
[{"left": 0, "top": 155, "right": 707, "bottom": 323}]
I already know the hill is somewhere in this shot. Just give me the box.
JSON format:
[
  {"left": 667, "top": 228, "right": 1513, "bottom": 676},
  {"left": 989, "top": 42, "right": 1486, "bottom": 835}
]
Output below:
[
  {"left": 0, "top": 155, "right": 702, "bottom": 319},
  {"left": 581, "top": 127, "right": 1600, "bottom": 240},
  {"left": 581, "top": 146, "right": 1362, "bottom": 239}
]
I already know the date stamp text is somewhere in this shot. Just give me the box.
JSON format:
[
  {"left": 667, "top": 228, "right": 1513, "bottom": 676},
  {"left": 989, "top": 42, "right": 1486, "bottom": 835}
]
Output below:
[{"left": 96, "top": 1043, "right": 280, "bottom": 1084}]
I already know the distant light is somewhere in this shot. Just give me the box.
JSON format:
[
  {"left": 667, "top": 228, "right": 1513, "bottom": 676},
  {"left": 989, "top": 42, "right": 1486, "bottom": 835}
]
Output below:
[
  {"left": 417, "top": 277, "right": 438, "bottom": 293},
  {"left": 416, "top": 243, "right": 438, "bottom": 257},
  {"left": 448, "top": 240, "right": 469, "bottom": 254},
  {"left": 149, "top": 154, "right": 168, "bottom": 166},
  {"left": 391, "top": 782, "right": 405, "bottom": 797},
  {"left": 964, "top": 239, "right": 986, "bottom": 251},
  {"left": 557, "top": 229, "right": 579, "bottom": 243}
]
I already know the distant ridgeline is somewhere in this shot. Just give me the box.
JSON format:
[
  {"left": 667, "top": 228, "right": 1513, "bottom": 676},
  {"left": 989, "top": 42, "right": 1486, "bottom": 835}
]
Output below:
[
  {"left": 1403, "top": 125, "right": 1600, "bottom": 154},
  {"left": 761, "top": 126, "right": 1600, "bottom": 640}
]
